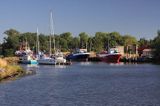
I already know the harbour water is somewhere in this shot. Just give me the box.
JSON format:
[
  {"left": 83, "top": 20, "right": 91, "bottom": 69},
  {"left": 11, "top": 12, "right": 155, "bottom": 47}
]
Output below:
[{"left": 0, "top": 62, "right": 160, "bottom": 106}]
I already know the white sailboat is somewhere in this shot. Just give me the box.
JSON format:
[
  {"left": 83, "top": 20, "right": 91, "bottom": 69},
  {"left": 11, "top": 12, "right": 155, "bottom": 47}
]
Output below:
[
  {"left": 51, "top": 11, "right": 66, "bottom": 64},
  {"left": 37, "top": 11, "right": 66, "bottom": 65}
]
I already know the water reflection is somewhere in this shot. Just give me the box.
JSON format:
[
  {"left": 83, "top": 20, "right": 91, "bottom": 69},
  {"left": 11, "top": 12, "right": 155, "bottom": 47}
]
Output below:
[
  {"left": 79, "top": 62, "right": 92, "bottom": 66},
  {"left": 25, "top": 64, "right": 39, "bottom": 71},
  {"left": 54, "top": 65, "right": 67, "bottom": 69},
  {"left": 1, "top": 63, "right": 160, "bottom": 106},
  {"left": 109, "top": 62, "right": 124, "bottom": 66},
  {"left": 26, "top": 64, "right": 39, "bottom": 67}
]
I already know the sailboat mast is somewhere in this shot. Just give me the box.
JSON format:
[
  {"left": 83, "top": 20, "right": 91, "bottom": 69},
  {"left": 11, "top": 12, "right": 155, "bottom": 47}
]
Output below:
[
  {"left": 36, "top": 27, "right": 39, "bottom": 55},
  {"left": 50, "top": 11, "right": 55, "bottom": 55}
]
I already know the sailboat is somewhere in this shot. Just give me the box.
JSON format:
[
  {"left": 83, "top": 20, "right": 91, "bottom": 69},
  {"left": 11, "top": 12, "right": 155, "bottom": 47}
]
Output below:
[
  {"left": 51, "top": 11, "right": 66, "bottom": 64},
  {"left": 37, "top": 11, "right": 66, "bottom": 65}
]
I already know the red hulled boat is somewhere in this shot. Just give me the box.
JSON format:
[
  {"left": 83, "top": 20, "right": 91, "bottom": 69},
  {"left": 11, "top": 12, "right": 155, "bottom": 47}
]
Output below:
[{"left": 97, "top": 49, "right": 121, "bottom": 63}]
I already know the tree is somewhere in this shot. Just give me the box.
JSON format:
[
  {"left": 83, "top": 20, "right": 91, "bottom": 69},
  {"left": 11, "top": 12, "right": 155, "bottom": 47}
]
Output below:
[
  {"left": 0, "top": 43, "right": 2, "bottom": 56},
  {"left": 60, "top": 32, "right": 73, "bottom": 50},
  {"left": 122, "top": 35, "right": 138, "bottom": 54},
  {"left": 92, "top": 32, "right": 106, "bottom": 52},
  {"left": 59, "top": 38, "right": 68, "bottom": 52},
  {"left": 2, "top": 29, "right": 20, "bottom": 56},
  {"left": 79, "top": 32, "right": 89, "bottom": 49},
  {"left": 88, "top": 37, "right": 93, "bottom": 52},
  {"left": 138, "top": 38, "right": 151, "bottom": 56},
  {"left": 70, "top": 37, "right": 80, "bottom": 49},
  {"left": 109, "top": 32, "right": 124, "bottom": 46},
  {"left": 20, "top": 32, "right": 37, "bottom": 51},
  {"left": 4, "top": 29, "right": 20, "bottom": 37},
  {"left": 152, "top": 30, "right": 160, "bottom": 62},
  {"left": 39, "top": 34, "right": 49, "bottom": 52},
  {"left": 123, "top": 35, "right": 137, "bottom": 46}
]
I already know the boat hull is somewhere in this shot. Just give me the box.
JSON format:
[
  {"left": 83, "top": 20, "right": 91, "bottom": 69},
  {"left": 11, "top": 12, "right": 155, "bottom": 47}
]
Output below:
[
  {"left": 37, "top": 58, "right": 56, "bottom": 65},
  {"left": 98, "top": 54, "right": 121, "bottom": 63},
  {"left": 66, "top": 54, "right": 90, "bottom": 61},
  {"left": 19, "top": 60, "right": 37, "bottom": 64}
]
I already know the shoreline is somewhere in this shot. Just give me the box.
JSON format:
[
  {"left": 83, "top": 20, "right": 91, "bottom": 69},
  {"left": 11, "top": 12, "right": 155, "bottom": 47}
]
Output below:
[
  {"left": 0, "top": 58, "right": 36, "bottom": 82},
  {"left": 0, "top": 67, "right": 36, "bottom": 82}
]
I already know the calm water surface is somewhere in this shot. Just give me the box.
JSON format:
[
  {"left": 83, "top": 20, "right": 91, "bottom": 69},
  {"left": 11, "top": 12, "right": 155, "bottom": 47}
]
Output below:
[{"left": 0, "top": 62, "right": 160, "bottom": 106}]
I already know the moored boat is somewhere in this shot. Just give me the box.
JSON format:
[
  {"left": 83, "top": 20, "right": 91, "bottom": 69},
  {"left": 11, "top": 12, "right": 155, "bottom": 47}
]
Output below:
[
  {"left": 15, "top": 42, "right": 37, "bottom": 64},
  {"left": 19, "top": 53, "right": 37, "bottom": 64},
  {"left": 37, "top": 11, "right": 66, "bottom": 65},
  {"left": 66, "top": 49, "right": 90, "bottom": 61},
  {"left": 54, "top": 51, "right": 66, "bottom": 64},
  {"left": 37, "top": 55, "right": 56, "bottom": 65},
  {"left": 97, "top": 48, "right": 121, "bottom": 63}
]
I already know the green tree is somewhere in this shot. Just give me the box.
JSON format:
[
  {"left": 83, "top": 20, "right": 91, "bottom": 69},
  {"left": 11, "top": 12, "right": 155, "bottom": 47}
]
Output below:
[
  {"left": 123, "top": 35, "right": 138, "bottom": 54},
  {"left": 152, "top": 30, "right": 160, "bottom": 62},
  {"left": 60, "top": 32, "right": 73, "bottom": 50},
  {"left": 20, "top": 32, "right": 37, "bottom": 51},
  {"left": 59, "top": 38, "right": 68, "bottom": 52},
  {"left": 71, "top": 37, "right": 80, "bottom": 49},
  {"left": 88, "top": 36, "right": 93, "bottom": 52},
  {"left": 123, "top": 35, "right": 137, "bottom": 46},
  {"left": 92, "top": 32, "right": 106, "bottom": 52},
  {"left": 79, "top": 32, "right": 89, "bottom": 49},
  {"left": 39, "top": 34, "right": 49, "bottom": 52},
  {"left": 109, "top": 32, "right": 124, "bottom": 46},
  {"left": 4, "top": 29, "right": 20, "bottom": 37},
  {"left": 2, "top": 29, "right": 20, "bottom": 56}
]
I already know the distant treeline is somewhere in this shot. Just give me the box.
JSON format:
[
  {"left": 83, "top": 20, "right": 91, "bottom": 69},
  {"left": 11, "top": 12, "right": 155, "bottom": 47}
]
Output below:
[{"left": 0, "top": 29, "right": 160, "bottom": 62}]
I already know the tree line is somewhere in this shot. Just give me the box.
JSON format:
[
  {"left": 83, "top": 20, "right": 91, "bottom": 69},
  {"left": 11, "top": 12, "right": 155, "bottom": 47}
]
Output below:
[{"left": 0, "top": 29, "right": 160, "bottom": 62}]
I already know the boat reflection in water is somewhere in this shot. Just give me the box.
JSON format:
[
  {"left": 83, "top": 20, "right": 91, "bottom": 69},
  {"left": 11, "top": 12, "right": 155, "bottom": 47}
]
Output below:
[
  {"left": 54, "top": 65, "right": 67, "bottom": 69},
  {"left": 79, "top": 62, "right": 92, "bottom": 66},
  {"left": 109, "top": 62, "right": 124, "bottom": 66}
]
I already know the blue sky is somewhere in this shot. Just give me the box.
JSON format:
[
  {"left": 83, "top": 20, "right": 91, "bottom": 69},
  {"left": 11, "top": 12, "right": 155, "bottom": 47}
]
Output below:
[{"left": 0, "top": 0, "right": 160, "bottom": 42}]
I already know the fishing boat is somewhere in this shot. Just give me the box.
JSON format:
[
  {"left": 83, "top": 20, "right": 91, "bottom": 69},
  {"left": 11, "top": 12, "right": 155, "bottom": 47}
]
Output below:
[
  {"left": 66, "top": 49, "right": 90, "bottom": 61},
  {"left": 15, "top": 42, "right": 37, "bottom": 64},
  {"left": 97, "top": 48, "right": 121, "bottom": 63}
]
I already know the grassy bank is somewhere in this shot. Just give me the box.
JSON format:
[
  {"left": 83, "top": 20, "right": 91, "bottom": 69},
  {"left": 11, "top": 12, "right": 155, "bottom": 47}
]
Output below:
[
  {"left": 0, "top": 58, "right": 24, "bottom": 81},
  {"left": 3, "top": 57, "right": 19, "bottom": 64}
]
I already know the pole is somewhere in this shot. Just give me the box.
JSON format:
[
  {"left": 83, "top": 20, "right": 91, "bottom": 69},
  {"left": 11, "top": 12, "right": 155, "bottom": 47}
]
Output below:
[
  {"left": 36, "top": 27, "right": 39, "bottom": 55},
  {"left": 50, "top": 11, "right": 55, "bottom": 55}
]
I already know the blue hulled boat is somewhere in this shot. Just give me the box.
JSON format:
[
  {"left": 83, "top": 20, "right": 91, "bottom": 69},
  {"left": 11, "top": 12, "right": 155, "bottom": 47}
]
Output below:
[{"left": 66, "top": 49, "right": 90, "bottom": 61}]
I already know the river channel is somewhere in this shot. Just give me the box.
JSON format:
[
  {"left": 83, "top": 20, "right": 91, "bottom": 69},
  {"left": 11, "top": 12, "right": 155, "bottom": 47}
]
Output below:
[{"left": 0, "top": 62, "right": 160, "bottom": 106}]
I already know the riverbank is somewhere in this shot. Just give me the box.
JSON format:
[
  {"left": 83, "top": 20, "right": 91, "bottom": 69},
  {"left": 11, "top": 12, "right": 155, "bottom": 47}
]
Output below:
[
  {"left": 3, "top": 57, "right": 19, "bottom": 64},
  {"left": 0, "top": 58, "right": 35, "bottom": 82}
]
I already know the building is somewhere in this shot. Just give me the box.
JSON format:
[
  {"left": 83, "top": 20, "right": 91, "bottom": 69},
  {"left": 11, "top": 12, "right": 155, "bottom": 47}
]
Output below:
[
  {"left": 115, "top": 46, "right": 124, "bottom": 56},
  {"left": 141, "top": 49, "right": 154, "bottom": 58}
]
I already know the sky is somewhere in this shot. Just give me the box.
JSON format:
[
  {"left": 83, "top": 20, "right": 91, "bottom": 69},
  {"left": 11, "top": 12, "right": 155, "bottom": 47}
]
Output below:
[{"left": 0, "top": 0, "right": 160, "bottom": 42}]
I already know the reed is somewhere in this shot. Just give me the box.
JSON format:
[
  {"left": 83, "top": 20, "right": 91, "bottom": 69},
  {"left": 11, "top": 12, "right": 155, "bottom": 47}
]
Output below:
[
  {"left": 0, "top": 59, "right": 23, "bottom": 80},
  {"left": 4, "top": 57, "right": 19, "bottom": 64},
  {"left": 0, "top": 58, "right": 7, "bottom": 68}
]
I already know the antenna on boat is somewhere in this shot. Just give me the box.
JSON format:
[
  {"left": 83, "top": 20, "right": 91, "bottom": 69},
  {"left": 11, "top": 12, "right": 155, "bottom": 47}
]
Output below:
[
  {"left": 107, "top": 37, "right": 110, "bottom": 52},
  {"left": 50, "top": 11, "right": 55, "bottom": 56}
]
